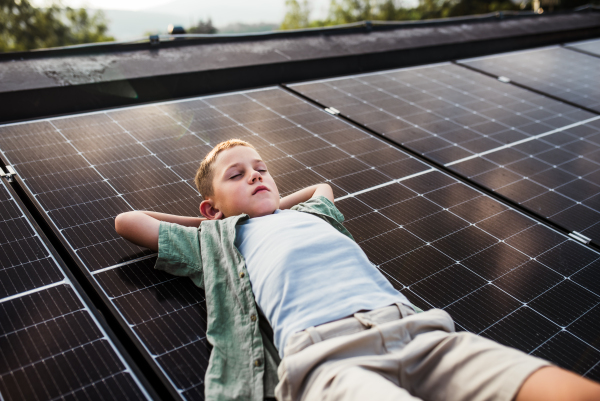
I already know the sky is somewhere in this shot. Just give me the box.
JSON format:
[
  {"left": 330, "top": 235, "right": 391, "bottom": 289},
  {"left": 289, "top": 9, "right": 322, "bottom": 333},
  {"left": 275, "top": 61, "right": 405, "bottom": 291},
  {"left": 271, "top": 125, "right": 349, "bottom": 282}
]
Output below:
[
  {"left": 29, "top": 0, "right": 417, "bottom": 38},
  {"left": 31, "top": 0, "right": 334, "bottom": 25},
  {"left": 33, "top": 0, "right": 171, "bottom": 9},
  {"left": 32, "top": 0, "right": 332, "bottom": 13}
]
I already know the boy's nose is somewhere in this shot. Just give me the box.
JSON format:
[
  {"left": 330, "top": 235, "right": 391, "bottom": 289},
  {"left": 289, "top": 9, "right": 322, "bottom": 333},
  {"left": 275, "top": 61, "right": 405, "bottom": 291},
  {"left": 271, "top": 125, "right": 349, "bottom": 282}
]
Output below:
[{"left": 249, "top": 171, "right": 262, "bottom": 182}]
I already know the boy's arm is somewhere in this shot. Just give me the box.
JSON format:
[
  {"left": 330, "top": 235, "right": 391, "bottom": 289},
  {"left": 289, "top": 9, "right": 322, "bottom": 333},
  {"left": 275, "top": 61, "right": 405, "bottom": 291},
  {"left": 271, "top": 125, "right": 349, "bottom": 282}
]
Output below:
[
  {"left": 115, "top": 211, "right": 206, "bottom": 252},
  {"left": 279, "top": 183, "right": 334, "bottom": 210}
]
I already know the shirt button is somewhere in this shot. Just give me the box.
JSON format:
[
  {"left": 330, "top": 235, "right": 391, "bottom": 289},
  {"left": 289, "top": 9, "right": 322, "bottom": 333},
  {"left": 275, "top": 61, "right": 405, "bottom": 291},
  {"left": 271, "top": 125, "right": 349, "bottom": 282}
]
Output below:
[
  {"left": 239, "top": 271, "right": 245, "bottom": 278},
  {"left": 254, "top": 359, "right": 262, "bottom": 367},
  {"left": 250, "top": 314, "right": 257, "bottom": 322}
]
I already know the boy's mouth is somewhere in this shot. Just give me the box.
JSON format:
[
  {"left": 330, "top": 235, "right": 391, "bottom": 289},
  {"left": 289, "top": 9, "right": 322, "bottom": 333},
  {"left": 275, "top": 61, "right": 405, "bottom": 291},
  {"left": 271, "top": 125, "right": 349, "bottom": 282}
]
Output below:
[{"left": 252, "top": 185, "right": 269, "bottom": 195}]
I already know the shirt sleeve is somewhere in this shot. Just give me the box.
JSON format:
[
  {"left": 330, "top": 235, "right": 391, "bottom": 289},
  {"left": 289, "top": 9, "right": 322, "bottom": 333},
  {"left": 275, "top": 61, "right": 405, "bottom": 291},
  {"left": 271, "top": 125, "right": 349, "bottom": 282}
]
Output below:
[
  {"left": 154, "top": 221, "right": 204, "bottom": 288},
  {"left": 291, "top": 195, "right": 345, "bottom": 223}
]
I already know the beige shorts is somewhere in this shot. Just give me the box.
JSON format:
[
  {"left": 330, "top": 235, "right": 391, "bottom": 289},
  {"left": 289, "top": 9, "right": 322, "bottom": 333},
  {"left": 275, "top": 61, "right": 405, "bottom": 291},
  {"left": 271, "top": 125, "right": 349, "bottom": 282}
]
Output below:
[{"left": 275, "top": 304, "right": 550, "bottom": 401}]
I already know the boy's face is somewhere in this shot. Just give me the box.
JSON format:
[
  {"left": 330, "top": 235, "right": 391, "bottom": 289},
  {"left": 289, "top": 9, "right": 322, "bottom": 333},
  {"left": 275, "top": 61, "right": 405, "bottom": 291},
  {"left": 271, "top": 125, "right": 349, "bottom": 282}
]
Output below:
[{"left": 201, "top": 146, "right": 280, "bottom": 219}]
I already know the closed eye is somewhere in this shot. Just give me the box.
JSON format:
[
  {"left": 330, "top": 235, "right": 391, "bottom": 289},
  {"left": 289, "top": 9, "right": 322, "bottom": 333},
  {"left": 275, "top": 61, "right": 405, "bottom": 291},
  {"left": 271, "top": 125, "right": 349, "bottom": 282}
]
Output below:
[{"left": 229, "top": 174, "right": 241, "bottom": 179}]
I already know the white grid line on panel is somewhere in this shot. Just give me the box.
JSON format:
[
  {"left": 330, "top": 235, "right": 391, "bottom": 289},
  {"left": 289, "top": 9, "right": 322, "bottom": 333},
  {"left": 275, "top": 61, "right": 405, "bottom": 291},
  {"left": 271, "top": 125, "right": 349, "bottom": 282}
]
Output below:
[
  {"left": 458, "top": 45, "right": 561, "bottom": 63},
  {"left": 584, "top": 360, "right": 600, "bottom": 379},
  {"left": 337, "top": 164, "right": 600, "bottom": 338},
  {"left": 460, "top": 48, "right": 600, "bottom": 112},
  {"left": 528, "top": 301, "right": 600, "bottom": 356},
  {"left": 445, "top": 115, "right": 600, "bottom": 167},
  {"left": 47, "top": 121, "right": 137, "bottom": 211},
  {"left": 290, "top": 63, "right": 591, "bottom": 167},
  {"left": 0, "top": 280, "right": 67, "bottom": 304},
  {"left": 2, "top": 86, "right": 600, "bottom": 394},
  {"left": 0, "top": 180, "right": 152, "bottom": 401},
  {"left": 92, "top": 253, "right": 158, "bottom": 275},
  {"left": 336, "top": 168, "right": 435, "bottom": 200}
]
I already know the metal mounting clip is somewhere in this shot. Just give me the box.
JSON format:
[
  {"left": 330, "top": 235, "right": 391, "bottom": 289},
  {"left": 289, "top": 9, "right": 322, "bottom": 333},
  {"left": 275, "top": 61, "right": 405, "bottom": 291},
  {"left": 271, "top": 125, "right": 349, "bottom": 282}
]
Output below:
[
  {"left": 149, "top": 35, "right": 160, "bottom": 46},
  {"left": 325, "top": 107, "right": 340, "bottom": 115},
  {"left": 1, "top": 166, "right": 16, "bottom": 182},
  {"left": 497, "top": 76, "right": 511, "bottom": 83},
  {"left": 569, "top": 231, "right": 592, "bottom": 245}
]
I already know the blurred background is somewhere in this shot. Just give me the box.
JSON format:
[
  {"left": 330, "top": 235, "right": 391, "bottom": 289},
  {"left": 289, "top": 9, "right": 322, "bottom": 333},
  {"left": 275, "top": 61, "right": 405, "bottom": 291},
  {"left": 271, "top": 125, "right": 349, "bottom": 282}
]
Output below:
[{"left": 1, "top": 0, "right": 598, "bottom": 52}]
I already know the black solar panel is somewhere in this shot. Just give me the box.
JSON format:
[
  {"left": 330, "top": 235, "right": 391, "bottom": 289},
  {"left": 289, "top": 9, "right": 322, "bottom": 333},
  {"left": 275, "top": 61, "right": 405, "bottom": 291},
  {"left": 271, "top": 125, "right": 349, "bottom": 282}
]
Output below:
[
  {"left": 338, "top": 170, "right": 600, "bottom": 382},
  {"left": 288, "top": 62, "right": 600, "bottom": 243},
  {"left": 446, "top": 119, "right": 600, "bottom": 246},
  {"left": 289, "top": 63, "right": 595, "bottom": 165},
  {"left": 460, "top": 47, "right": 600, "bottom": 113},
  {"left": 567, "top": 38, "right": 600, "bottom": 57},
  {"left": 0, "top": 108, "right": 212, "bottom": 399},
  {"left": 1, "top": 86, "right": 599, "bottom": 397},
  {"left": 0, "top": 179, "right": 150, "bottom": 401}
]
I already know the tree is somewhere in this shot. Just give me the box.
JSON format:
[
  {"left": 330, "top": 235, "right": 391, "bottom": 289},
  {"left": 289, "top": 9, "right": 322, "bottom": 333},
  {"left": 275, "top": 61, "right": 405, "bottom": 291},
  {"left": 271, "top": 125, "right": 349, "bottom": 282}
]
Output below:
[
  {"left": 280, "top": 0, "right": 527, "bottom": 30},
  {"left": 63, "top": 7, "right": 115, "bottom": 44},
  {"left": 445, "top": 0, "right": 520, "bottom": 17},
  {"left": 188, "top": 18, "right": 217, "bottom": 34},
  {"left": 329, "top": 0, "right": 376, "bottom": 23},
  {"left": 0, "top": 0, "right": 114, "bottom": 52},
  {"left": 280, "top": 0, "right": 311, "bottom": 29}
]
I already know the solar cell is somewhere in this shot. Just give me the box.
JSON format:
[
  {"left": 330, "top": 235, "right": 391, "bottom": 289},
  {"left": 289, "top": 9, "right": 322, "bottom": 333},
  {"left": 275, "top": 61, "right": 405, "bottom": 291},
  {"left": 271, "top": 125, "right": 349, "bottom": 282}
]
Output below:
[
  {"left": 567, "top": 38, "right": 600, "bottom": 57},
  {"left": 338, "top": 169, "right": 600, "bottom": 375},
  {"left": 460, "top": 47, "right": 600, "bottom": 113},
  {"left": 0, "top": 179, "right": 150, "bottom": 401},
  {"left": 1, "top": 86, "right": 600, "bottom": 398},
  {"left": 288, "top": 61, "right": 600, "bottom": 243},
  {"left": 289, "top": 63, "right": 595, "bottom": 165},
  {"left": 443, "top": 119, "right": 600, "bottom": 245}
]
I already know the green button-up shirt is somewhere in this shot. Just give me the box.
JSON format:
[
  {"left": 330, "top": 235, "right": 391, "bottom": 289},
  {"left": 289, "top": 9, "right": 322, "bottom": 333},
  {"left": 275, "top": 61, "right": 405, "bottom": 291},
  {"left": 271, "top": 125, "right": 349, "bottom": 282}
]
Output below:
[{"left": 155, "top": 196, "right": 354, "bottom": 401}]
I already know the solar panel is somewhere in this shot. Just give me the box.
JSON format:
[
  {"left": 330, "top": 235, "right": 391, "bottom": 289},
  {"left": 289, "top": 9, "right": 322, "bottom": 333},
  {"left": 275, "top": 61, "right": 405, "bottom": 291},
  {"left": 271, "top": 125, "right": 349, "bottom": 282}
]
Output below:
[
  {"left": 1, "top": 86, "right": 599, "bottom": 397},
  {"left": 288, "top": 62, "right": 600, "bottom": 244},
  {"left": 567, "top": 38, "right": 600, "bottom": 57},
  {"left": 445, "top": 119, "right": 600, "bottom": 246},
  {"left": 288, "top": 63, "right": 595, "bottom": 166},
  {"left": 0, "top": 109, "right": 212, "bottom": 399},
  {"left": 460, "top": 47, "right": 600, "bottom": 113},
  {"left": 0, "top": 179, "right": 150, "bottom": 401},
  {"left": 338, "top": 169, "right": 600, "bottom": 381}
]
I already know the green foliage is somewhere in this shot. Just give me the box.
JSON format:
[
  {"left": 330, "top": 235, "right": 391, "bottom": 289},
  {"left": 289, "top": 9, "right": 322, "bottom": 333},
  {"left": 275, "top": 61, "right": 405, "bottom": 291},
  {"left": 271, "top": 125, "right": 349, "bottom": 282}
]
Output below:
[
  {"left": 328, "top": 0, "right": 377, "bottom": 23},
  {"left": 280, "top": 0, "right": 530, "bottom": 30},
  {"left": 280, "top": 0, "right": 312, "bottom": 29},
  {"left": 188, "top": 18, "right": 217, "bottom": 34},
  {"left": 218, "top": 23, "right": 280, "bottom": 34},
  {"left": 0, "top": 0, "right": 114, "bottom": 52},
  {"left": 63, "top": 7, "right": 114, "bottom": 43},
  {"left": 445, "top": 0, "right": 521, "bottom": 17}
]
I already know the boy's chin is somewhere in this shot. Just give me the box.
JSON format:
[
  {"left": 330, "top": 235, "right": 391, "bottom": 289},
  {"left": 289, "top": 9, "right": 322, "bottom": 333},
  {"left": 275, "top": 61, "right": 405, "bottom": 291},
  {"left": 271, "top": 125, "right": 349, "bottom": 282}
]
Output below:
[{"left": 246, "top": 201, "right": 280, "bottom": 218}]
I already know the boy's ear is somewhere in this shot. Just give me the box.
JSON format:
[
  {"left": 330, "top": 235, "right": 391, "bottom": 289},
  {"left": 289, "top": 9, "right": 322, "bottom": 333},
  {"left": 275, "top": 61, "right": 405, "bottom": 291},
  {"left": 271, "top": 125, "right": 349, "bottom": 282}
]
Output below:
[{"left": 200, "top": 199, "right": 224, "bottom": 220}]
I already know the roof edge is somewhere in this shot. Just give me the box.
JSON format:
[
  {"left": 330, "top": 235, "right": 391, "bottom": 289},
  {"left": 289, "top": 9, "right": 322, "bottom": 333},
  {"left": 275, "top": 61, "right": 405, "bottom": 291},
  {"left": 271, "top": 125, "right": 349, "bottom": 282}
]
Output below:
[{"left": 1, "top": 7, "right": 597, "bottom": 61}]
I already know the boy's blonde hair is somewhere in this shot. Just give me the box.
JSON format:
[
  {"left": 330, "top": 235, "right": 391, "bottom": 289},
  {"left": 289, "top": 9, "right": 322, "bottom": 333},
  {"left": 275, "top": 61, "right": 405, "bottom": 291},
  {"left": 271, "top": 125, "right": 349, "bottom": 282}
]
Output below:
[{"left": 195, "top": 139, "right": 256, "bottom": 198}]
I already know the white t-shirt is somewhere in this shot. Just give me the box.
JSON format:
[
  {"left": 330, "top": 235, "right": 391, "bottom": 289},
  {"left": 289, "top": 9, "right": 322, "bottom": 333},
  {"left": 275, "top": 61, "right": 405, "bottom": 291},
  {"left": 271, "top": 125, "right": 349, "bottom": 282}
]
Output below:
[{"left": 234, "top": 207, "right": 411, "bottom": 356}]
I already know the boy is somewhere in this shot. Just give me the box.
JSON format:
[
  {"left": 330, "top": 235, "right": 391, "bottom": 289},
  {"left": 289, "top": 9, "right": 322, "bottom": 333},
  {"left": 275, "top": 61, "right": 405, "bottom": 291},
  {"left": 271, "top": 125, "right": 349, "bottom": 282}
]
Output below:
[{"left": 115, "top": 139, "right": 600, "bottom": 401}]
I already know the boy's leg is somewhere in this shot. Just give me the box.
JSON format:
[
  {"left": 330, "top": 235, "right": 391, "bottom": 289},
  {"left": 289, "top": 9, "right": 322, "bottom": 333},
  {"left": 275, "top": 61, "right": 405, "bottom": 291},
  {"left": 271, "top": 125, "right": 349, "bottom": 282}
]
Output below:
[
  {"left": 276, "top": 304, "right": 600, "bottom": 401},
  {"left": 515, "top": 366, "right": 600, "bottom": 401},
  {"left": 303, "top": 365, "right": 422, "bottom": 401},
  {"left": 276, "top": 304, "right": 421, "bottom": 401}
]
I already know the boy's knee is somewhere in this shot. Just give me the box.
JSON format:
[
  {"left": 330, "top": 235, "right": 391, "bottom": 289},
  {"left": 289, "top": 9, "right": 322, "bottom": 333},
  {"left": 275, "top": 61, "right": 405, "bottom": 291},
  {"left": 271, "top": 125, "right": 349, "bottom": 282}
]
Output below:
[{"left": 114, "top": 212, "right": 127, "bottom": 232}]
